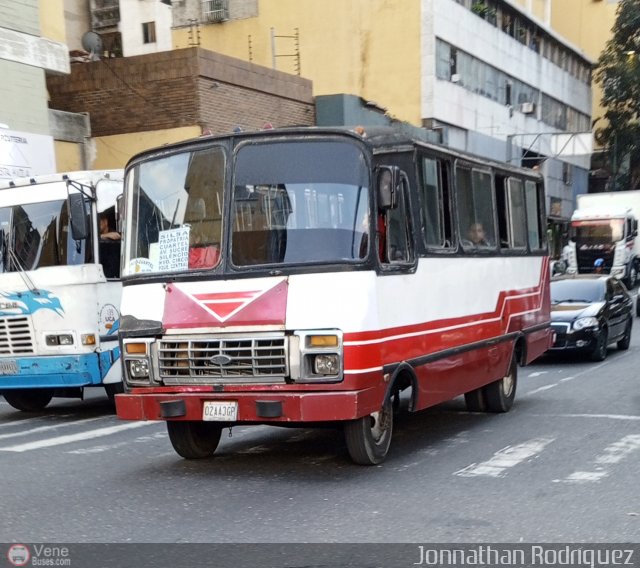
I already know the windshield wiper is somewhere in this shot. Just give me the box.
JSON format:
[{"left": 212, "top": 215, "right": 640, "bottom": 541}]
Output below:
[
  {"left": 3, "top": 233, "right": 40, "bottom": 295},
  {"left": 552, "top": 298, "right": 592, "bottom": 304}
]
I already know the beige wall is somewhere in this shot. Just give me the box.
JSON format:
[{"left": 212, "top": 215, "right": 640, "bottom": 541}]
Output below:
[
  {"left": 55, "top": 140, "right": 83, "bottom": 171},
  {"left": 172, "top": 0, "right": 422, "bottom": 124},
  {"left": 39, "top": 0, "right": 66, "bottom": 43},
  {"left": 550, "top": 0, "right": 619, "bottom": 126},
  {"left": 91, "top": 126, "right": 202, "bottom": 169}
]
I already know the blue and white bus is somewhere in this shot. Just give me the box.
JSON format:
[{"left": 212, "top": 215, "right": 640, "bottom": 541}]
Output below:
[{"left": 0, "top": 170, "right": 124, "bottom": 411}]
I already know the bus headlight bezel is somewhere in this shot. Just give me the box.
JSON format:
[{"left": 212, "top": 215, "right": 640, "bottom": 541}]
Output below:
[
  {"left": 290, "top": 330, "right": 343, "bottom": 383},
  {"left": 123, "top": 339, "right": 156, "bottom": 385}
]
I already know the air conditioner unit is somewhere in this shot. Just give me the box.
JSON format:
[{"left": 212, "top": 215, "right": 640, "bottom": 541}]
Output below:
[
  {"left": 451, "top": 73, "right": 461, "bottom": 83},
  {"left": 520, "top": 102, "right": 536, "bottom": 114}
]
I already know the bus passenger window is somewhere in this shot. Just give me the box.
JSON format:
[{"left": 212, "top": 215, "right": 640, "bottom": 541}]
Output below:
[
  {"left": 383, "top": 175, "right": 413, "bottom": 264},
  {"left": 420, "top": 156, "right": 452, "bottom": 248},
  {"left": 457, "top": 167, "right": 497, "bottom": 251},
  {"left": 524, "top": 180, "right": 542, "bottom": 249}
]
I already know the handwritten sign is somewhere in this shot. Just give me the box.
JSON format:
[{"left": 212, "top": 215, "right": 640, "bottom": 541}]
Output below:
[{"left": 157, "top": 227, "right": 190, "bottom": 272}]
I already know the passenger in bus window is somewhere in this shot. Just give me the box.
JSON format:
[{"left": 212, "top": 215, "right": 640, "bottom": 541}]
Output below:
[
  {"left": 465, "top": 222, "right": 491, "bottom": 247},
  {"left": 99, "top": 213, "right": 120, "bottom": 241}
]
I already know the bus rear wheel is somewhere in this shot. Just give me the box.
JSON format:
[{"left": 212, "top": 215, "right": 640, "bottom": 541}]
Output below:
[
  {"left": 344, "top": 399, "right": 393, "bottom": 465},
  {"left": 166, "top": 421, "right": 222, "bottom": 459},
  {"left": 482, "top": 355, "right": 517, "bottom": 413},
  {"left": 2, "top": 389, "right": 54, "bottom": 412}
]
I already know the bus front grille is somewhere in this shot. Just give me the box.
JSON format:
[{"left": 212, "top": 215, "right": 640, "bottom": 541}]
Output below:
[
  {"left": 158, "top": 335, "right": 288, "bottom": 384},
  {"left": 0, "top": 317, "right": 35, "bottom": 355}
]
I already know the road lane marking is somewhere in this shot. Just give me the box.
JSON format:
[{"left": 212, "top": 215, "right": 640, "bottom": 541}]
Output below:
[
  {"left": 0, "top": 416, "right": 105, "bottom": 441},
  {"left": 532, "top": 413, "right": 640, "bottom": 421},
  {"left": 66, "top": 430, "right": 167, "bottom": 454},
  {"left": 526, "top": 383, "right": 558, "bottom": 396},
  {"left": 526, "top": 371, "right": 549, "bottom": 378},
  {"left": 0, "top": 415, "right": 74, "bottom": 429},
  {"left": 454, "top": 437, "right": 555, "bottom": 478},
  {"left": 556, "top": 434, "right": 640, "bottom": 484},
  {"left": 0, "top": 421, "right": 155, "bottom": 452}
]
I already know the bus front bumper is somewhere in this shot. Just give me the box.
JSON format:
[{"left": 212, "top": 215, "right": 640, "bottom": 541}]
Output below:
[
  {"left": 115, "top": 387, "right": 384, "bottom": 424},
  {"left": 0, "top": 353, "right": 116, "bottom": 389}
]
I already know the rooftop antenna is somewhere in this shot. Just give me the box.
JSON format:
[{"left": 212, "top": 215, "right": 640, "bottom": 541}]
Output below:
[{"left": 81, "top": 31, "right": 103, "bottom": 61}]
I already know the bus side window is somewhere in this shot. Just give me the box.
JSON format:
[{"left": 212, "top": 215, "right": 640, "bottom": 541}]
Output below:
[
  {"left": 524, "top": 180, "right": 543, "bottom": 249},
  {"left": 496, "top": 177, "right": 527, "bottom": 250},
  {"left": 383, "top": 173, "right": 414, "bottom": 264},
  {"left": 456, "top": 166, "right": 497, "bottom": 251},
  {"left": 420, "top": 156, "right": 453, "bottom": 248}
]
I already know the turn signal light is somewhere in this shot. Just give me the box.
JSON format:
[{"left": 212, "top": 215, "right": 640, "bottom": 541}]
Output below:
[{"left": 125, "top": 343, "right": 147, "bottom": 355}]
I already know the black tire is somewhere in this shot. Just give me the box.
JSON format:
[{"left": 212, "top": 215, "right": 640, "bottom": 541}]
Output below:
[
  {"left": 104, "top": 382, "right": 124, "bottom": 402},
  {"left": 590, "top": 328, "right": 608, "bottom": 362},
  {"left": 482, "top": 355, "right": 517, "bottom": 413},
  {"left": 344, "top": 398, "right": 393, "bottom": 465},
  {"left": 464, "top": 388, "right": 486, "bottom": 412},
  {"left": 2, "top": 389, "right": 54, "bottom": 412},
  {"left": 166, "top": 421, "right": 223, "bottom": 459},
  {"left": 636, "top": 297, "right": 640, "bottom": 318},
  {"left": 626, "top": 266, "right": 637, "bottom": 290},
  {"left": 617, "top": 319, "right": 632, "bottom": 351}
]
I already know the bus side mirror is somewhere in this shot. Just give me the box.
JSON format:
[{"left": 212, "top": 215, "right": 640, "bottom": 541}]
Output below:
[
  {"left": 68, "top": 193, "right": 89, "bottom": 240},
  {"left": 377, "top": 166, "right": 398, "bottom": 210}
]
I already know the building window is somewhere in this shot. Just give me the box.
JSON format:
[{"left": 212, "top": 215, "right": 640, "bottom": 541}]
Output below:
[{"left": 142, "top": 21, "right": 156, "bottom": 44}]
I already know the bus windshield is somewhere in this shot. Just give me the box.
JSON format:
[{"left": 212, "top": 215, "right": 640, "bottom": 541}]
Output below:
[
  {"left": 0, "top": 199, "right": 92, "bottom": 273},
  {"left": 124, "top": 138, "right": 370, "bottom": 275}
]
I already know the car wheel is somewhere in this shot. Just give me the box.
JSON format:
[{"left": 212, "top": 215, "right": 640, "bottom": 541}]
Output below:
[
  {"left": 590, "top": 328, "right": 608, "bottom": 362},
  {"left": 617, "top": 319, "right": 632, "bottom": 351}
]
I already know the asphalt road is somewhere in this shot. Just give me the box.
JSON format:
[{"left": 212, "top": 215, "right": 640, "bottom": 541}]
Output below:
[{"left": 1, "top": 324, "right": 639, "bottom": 544}]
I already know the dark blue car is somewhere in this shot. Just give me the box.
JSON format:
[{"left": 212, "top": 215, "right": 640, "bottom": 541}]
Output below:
[{"left": 549, "top": 275, "right": 633, "bottom": 361}]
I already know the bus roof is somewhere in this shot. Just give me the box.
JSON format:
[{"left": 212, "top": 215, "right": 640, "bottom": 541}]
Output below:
[
  {"left": 0, "top": 169, "right": 123, "bottom": 191},
  {"left": 124, "top": 126, "right": 542, "bottom": 181}
]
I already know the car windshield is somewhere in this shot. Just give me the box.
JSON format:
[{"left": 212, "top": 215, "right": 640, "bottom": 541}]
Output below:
[{"left": 550, "top": 279, "right": 605, "bottom": 304}]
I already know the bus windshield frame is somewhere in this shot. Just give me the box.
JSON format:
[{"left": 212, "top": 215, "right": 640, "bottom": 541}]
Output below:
[{"left": 122, "top": 136, "right": 371, "bottom": 277}]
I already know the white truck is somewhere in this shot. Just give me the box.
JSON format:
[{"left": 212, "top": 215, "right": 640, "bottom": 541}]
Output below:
[{"left": 565, "top": 190, "right": 640, "bottom": 290}]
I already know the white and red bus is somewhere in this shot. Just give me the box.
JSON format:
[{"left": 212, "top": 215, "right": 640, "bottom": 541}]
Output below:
[{"left": 115, "top": 127, "right": 552, "bottom": 465}]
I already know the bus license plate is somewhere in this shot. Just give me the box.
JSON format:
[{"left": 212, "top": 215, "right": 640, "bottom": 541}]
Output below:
[
  {"left": 0, "top": 360, "right": 18, "bottom": 375},
  {"left": 203, "top": 401, "right": 238, "bottom": 422}
]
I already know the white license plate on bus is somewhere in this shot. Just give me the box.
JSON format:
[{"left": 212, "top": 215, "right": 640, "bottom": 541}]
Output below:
[
  {"left": 202, "top": 401, "right": 238, "bottom": 421},
  {"left": 0, "top": 360, "right": 18, "bottom": 375}
]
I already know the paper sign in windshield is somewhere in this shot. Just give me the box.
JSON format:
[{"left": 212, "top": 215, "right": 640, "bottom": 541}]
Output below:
[{"left": 158, "top": 227, "right": 190, "bottom": 272}]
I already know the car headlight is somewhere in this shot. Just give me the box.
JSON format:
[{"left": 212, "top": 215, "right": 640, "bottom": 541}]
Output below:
[{"left": 573, "top": 317, "right": 599, "bottom": 330}]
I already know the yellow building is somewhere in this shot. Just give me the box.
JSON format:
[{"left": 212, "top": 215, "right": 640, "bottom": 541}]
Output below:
[
  {"left": 549, "top": 0, "right": 619, "bottom": 128},
  {"left": 172, "top": 0, "right": 423, "bottom": 126}
]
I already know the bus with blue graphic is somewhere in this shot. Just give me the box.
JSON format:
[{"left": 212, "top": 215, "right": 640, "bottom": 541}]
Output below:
[{"left": 0, "top": 170, "right": 124, "bottom": 411}]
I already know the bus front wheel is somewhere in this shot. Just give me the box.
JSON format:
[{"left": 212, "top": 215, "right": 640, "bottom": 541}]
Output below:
[
  {"left": 2, "top": 389, "right": 54, "bottom": 412},
  {"left": 166, "top": 421, "right": 222, "bottom": 459},
  {"left": 344, "top": 399, "right": 393, "bottom": 465}
]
